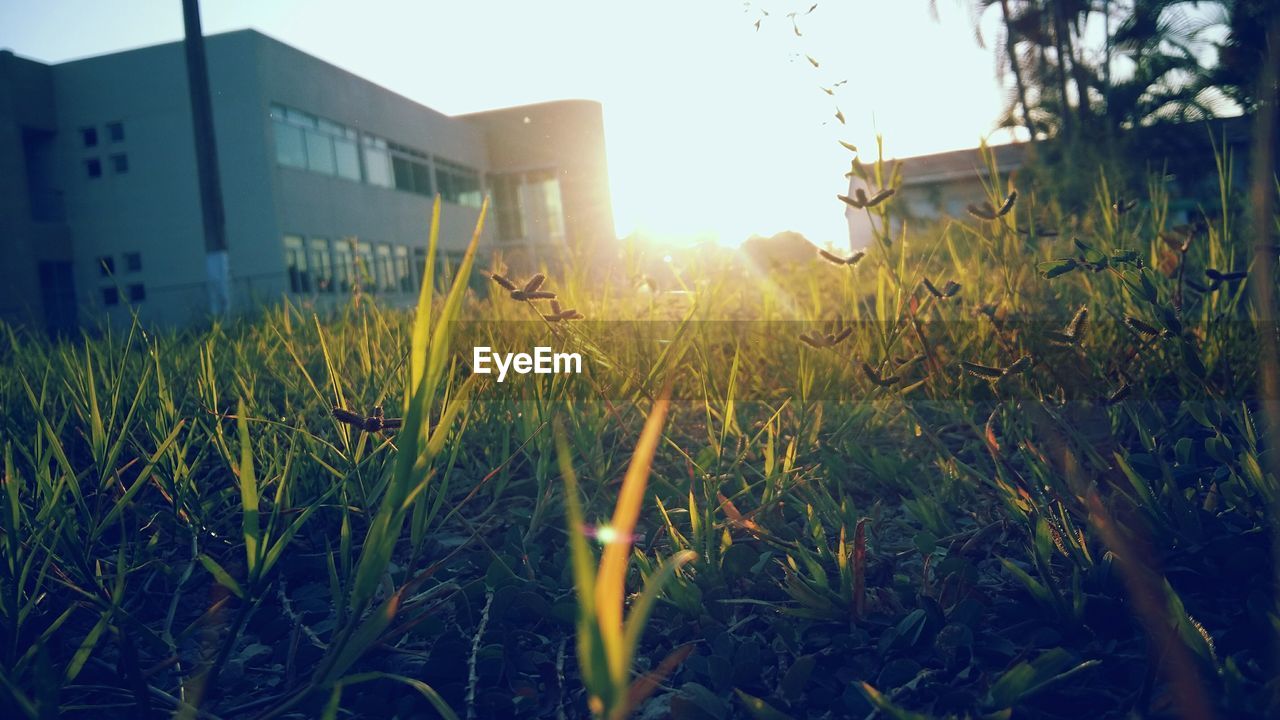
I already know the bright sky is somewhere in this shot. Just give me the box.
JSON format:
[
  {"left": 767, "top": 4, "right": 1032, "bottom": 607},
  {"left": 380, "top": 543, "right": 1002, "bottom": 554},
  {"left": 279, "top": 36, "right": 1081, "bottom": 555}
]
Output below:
[{"left": 0, "top": 0, "right": 1018, "bottom": 247}]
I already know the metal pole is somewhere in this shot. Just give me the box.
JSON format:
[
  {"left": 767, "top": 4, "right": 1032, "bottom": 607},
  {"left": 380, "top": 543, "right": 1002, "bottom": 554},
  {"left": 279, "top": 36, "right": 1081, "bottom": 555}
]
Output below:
[{"left": 181, "top": 0, "right": 231, "bottom": 316}]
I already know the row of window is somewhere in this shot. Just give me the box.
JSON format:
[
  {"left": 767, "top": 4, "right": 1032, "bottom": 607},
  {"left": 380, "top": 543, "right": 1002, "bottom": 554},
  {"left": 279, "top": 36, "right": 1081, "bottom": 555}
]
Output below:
[
  {"left": 102, "top": 284, "right": 146, "bottom": 306},
  {"left": 87, "top": 154, "right": 129, "bottom": 179},
  {"left": 269, "top": 103, "right": 483, "bottom": 208},
  {"left": 82, "top": 122, "right": 125, "bottom": 149},
  {"left": 284, "top": 235, "right": 422, "bottom": 295},
  {"left": 97, "top": 252, "right": 143, "bottom": 276}
]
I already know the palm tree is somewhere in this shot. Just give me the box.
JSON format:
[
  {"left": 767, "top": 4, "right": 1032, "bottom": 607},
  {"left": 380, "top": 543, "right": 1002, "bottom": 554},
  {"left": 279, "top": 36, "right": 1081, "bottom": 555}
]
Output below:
[
  {"left": 932, "top": 0, "right": 1265, "bottom": 138},
  {"left": 929, "top": 0, "right": 1047, "bottom": 140},
  {"left": 1197, "top": 0, "right": 1279, "bottom": 112},
  {"left": 1107, "top": 1, "right": 1226, "bottom": 127}
]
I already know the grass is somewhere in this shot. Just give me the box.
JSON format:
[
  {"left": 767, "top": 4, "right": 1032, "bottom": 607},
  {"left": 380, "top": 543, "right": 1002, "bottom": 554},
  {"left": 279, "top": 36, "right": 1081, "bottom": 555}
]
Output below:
[{"left": 0, "top": 151, "right": 1277, "bottom": 719}]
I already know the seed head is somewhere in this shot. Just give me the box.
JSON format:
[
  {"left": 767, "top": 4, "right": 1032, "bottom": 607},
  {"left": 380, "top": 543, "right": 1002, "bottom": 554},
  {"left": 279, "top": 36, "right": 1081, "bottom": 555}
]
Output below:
[
  {"left": 996, "top": 190, "right": 1017, "bottom": 216},
  {"left": 490, "top": 272, "right": 518, "bottom": 291},
  {"left": 1003, "top": 355, "right": 1033, "bottom": 376},
  {"left": 1066, "top": 306, "right": 1089, "bottom": 340},
  {"left": 861, "top": 361, "right": 900, "bottom": 387},
  {"left": 818, "top": 248, "right": 865, "bottom": 266},
  {"left": 799, "top": 331, "right": 829, "bottom": 348},
  {"left": 523, "top": 273, "right": 546, "bottom": 293},
  {"left": 961, "top": 361, "right": 1005, "bottom": 380}
]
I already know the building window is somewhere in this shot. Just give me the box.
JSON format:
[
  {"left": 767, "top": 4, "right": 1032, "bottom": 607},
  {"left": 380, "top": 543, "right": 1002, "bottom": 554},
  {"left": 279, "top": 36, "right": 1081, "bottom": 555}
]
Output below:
[
  {"left": 110, "top": 154, "right": 129, "bottom": 174},
  {"left": 491, "top": 169, "right": 566, "bottom": 245},
  {"left": 86, "top": 158, "right": 102, "bottom": 179},
  {"left": 97, "top": 256, "right": 115, "bottom": 276},
  {"left": 491, "top": 174, "right": 525, "bottom": 242},
  {"left": 305, "top": 125, "right": 336, "bottom": 175},
  {"left": 390, "top": 143, "right": 433, "bottom": 196},
  {"left": 532, "top": 170, "right": 566, "bottom": 243},
  {"left": 101, "top": 287, "right": 119, "bottom": 306},
  {"left": 270, "top": 104, "right": 360, "bottom": 180},
  {"left": 273, "top": 113, "right": 307, "bottom": 169},
  {"left": 325, "top": 120, "right": 360, "bottom": 181},
  {"left": 394, "top": 246, "right": 412, "bottom": 292},
  {"left": 124, "top": 252, "right": 142, "bottom": 272},
  {"left": 309, "top": 238, "right": 333, "bottom": 293},
  {"left": 107, "top": 122, "right": 125, "bottom": 143},
  {"left": 353, "top": 241, "right": 374, "bottom": 289},
  {"left": 127, "top": 284, "right": 146, "bottom": 302},
  {"left": 375, "top": 244, "right": 395, "bottom": 292},
  {"left": 436, "top": 159, "right": 483, "bottom": 208},
  {"left": 361, "top": 135, "right": 393, "bottom": 187},
  {"left": 332, "top": 239, "right": 354, "bottom": 292},
  {"left": 81, "top": 127, "right": 98, "bottom": 148},
  {"left": 283, "top": 235, "right": 310, "bottom": 293}
]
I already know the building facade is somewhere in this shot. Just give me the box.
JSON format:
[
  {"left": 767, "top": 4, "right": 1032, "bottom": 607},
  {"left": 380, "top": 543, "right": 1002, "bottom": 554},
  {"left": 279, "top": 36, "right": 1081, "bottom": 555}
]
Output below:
[
  {"left": 0, "top": 30, "right": 614, "bottom": 331},
  {"left": 846, "top": 118, "right": 1253, "bottom": 250}
]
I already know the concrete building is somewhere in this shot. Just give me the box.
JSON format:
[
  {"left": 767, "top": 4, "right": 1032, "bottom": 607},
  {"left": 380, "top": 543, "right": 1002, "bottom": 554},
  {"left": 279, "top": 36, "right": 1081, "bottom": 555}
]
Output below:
[
  {"left": 0, "top": 29, "right": 614, "bottom": 331},
  {"left": 846, "top": 117, "right": 1253, "bottom": 249}
]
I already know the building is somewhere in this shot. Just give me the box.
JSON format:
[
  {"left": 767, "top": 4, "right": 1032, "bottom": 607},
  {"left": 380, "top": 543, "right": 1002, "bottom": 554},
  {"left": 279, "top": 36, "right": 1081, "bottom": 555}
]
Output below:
[
  {"left": 846, "top": 117, "right": 1253, "bottom": 249},
  {"left": 0, "top": 29, "right": 614, "bottom": 331}
]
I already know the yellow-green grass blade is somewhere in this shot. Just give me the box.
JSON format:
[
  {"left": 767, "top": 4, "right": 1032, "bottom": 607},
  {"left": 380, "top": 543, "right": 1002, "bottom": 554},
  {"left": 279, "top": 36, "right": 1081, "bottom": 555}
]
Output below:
[
  {"left": 92, "top": 420, "right": 185, "bottom": 540},
  {"left": 322, "top": 672, "right": 460, "bottom": 720},
  {"left": 235, "top": 399, "right": 261, "bottom": 576},
  {"left": 410, "top": 196, "right": 442, "bottom": 402},
  {"left": 423, "top": 197, "right": 488, "bottom": 417},
  {"left": 596, "top": 386, "right": 672, "bottom": 687},
  {"left": 198, "top": 554, "right": 245, "bottom": 600},
  {"left": 349, "top": 202, "right": 486, "bottom": 613},
  {"left": 555, "top": 422, "right": 610, "bottom": 711}
]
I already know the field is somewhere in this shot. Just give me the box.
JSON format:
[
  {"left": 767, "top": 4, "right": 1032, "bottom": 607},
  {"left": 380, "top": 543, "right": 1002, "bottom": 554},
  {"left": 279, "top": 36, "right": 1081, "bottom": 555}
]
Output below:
[{"left": 1, "top": 155, "right": 1277, "bottom": 720}]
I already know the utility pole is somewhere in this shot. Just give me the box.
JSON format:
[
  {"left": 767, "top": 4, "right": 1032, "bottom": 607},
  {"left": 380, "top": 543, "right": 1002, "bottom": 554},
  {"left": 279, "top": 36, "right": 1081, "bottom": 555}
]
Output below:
[{"left": 181, "top": 0, "right": 231, "bottom": 316}]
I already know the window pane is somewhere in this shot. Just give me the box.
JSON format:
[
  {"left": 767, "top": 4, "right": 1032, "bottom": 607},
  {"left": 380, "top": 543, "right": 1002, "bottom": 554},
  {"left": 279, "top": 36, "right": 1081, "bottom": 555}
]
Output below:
[
  {"left": 492, "top": 174, "right": 524, "bottom": 241},
  {"left": 305, "top": 130, "right": 335, "bottom": 175},
  {"left": 375, "top": 245, "right": 394, "bottom": 291},
  {"left": 284, "top": 235, "right": 310, "bottom": 293},
  {"left": 411, "top": 162, "right": 433, "bottom": 196},
  {"left": 332, "top": 242, "right": 353, "bottom": 292},
  {"left": 436, "top": 169, "right": 454, "bottom": 201},
  {"left": 81, "top": 127, "right": 98, "bottom": 147},
  {"left": 274, "top": 122, "right": 307, "bottom": 168},
  {"left": 354, "top": 242, "right": 374, "bottom": 288},
  {"left": 541, "top": 177, "right": 565, "bottom": 242},
  {"left": 438, "top": 162, "right": 481, "bottom": 207},
  {"left": 285, "top": 108, "right": 316, "bottom": 127},
  {"left": 394, "top": 246, "right": 412, "bottom": 292},
  {"left": 309, "top": 239, "right": 333, "bottom": 292},
  {"left": 392, "top": 156, "right": 415, "bottom": 191},
  {"left": 128, "top": 284, "right": 146, "bottom": 302},
  {"left": 334, "top": 138, "right": 360, "bottom": 180},
  {"left": 458, "top": 186, "right": 483, "bottom": 209},
  {"left": 108, "top": 122, "right": 125, "bottom": 143},
  {"left": 363, "top": 145, "right": 393, "bottom": 187}
]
